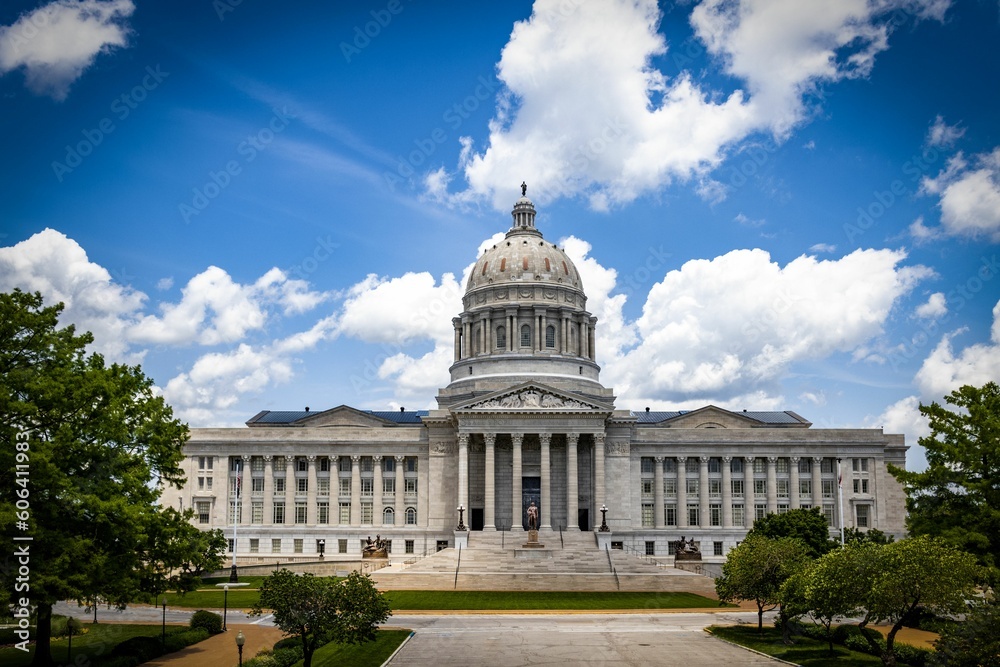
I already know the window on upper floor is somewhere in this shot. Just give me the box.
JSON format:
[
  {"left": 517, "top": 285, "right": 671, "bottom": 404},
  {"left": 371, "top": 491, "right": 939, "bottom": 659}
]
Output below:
[
  {"left": 545, "top": 325, "right": 555, "bottom": 348},
  {"left": 496, "top": 325, "right": 506, "bottom": 349},
  {"left": 520, "top": 324, "right": 531, "bottom": 347}
]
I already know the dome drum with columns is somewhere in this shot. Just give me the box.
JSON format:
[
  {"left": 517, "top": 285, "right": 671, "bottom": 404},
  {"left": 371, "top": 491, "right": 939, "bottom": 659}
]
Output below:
[{"left": 175, "top": 184, "right": 909, "bottom": 571}]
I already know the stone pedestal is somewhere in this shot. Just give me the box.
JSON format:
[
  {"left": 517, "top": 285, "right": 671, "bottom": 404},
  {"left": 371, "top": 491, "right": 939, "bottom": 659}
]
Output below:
[
  {"left": 596, "top": 531, "right": 613, "bottom": 552},
  {"left": 454, "top": 530, "right": 468, "bottom": 550},
  {"left": 522, "top": 529, "right": 545, "bottom": 548}
]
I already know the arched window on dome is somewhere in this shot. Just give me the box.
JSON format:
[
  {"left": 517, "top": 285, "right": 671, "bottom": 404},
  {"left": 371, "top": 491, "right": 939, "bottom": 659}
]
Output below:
[
  {"left": 405, "top": 507, "right": 417, "bottom": 525},
  {"left": 496, "top": 325, "right": 506, "bottom": 349},
  {"left": 545, "top": 325, "right": 555, "bottom": 348},
  {"left": 520, "top": 324, "right": 531, "bottom": 348},
  {"left": 383, "top": 507, "right": 394, "bottom": 525}
]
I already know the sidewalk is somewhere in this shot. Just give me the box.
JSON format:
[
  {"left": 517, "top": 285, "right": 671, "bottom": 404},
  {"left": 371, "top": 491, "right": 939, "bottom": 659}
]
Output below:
[{"left": 143, "top": 624, "right": 285, "bottom": 667}]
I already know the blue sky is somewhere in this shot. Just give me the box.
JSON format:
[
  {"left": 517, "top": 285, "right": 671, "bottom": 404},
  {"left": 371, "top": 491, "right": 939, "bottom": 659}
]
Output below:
[{"left": 2, "top": 0, "right": 999, "bottom": 470}]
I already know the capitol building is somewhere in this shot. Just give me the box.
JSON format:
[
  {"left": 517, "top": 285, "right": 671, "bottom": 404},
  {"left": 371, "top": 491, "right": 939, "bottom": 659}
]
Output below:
[{"left": 176, "top": 190, "right": 908, "bottom": 565}]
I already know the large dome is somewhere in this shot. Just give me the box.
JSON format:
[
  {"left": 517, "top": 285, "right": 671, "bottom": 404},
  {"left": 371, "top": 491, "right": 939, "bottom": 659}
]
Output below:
[{"left": 466, "top": 195, "right": 584, "bottom": 294}]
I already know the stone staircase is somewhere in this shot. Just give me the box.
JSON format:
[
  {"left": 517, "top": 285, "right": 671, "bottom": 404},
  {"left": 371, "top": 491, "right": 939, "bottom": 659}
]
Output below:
[{"left": 372, "top": 530, "right": 718, "bottom": 596}]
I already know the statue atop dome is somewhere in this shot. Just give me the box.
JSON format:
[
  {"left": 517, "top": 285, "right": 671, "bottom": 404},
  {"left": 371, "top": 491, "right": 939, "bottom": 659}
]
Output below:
[{"left": 521, "top": 181, "right": 527, "bottom": 197}]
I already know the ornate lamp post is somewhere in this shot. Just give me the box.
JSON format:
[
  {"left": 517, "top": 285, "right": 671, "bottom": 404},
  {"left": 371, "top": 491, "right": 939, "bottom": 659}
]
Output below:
[
  {"left": 456, "top": 504, "right": 466, "bottom": 531},
  {"left": 599, "top": 504, "right": 610, "bottom": 532},
  {"left": 236, "top": 630, "right": 246, "bottom": 666},
  {"left": 160, "top": 597, "right": 167, "bottom": 646},
  {"left": 222, "top": 584, "right": 229, "bottom": 631},
  {"left": 318, "top": 539, "right": 326, "bottom": 560}
]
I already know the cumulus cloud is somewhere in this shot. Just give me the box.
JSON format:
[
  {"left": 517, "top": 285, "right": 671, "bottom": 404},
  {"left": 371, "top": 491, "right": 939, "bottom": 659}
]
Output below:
[
  {"left": 809, "top": 243, "right": 836, "bottom": 253},
  {"left": 914, "top": 299, "right": 1000, "bottom": 398},
  {"left": 872, "top": 395, "right": 931, "bottom": 469},
  {"left": 0, "top": 228, "right": 145, "bottom": 360},
  {"left": 915, "top": 292, "right": 947, "bottom": 319},
  {"left": 432, "top": 0, "right": 947, "bottom": 210},
  {"left": 921, "top": 148, "right": 1000, "bottom": 242},
  {"left": 0, "top": 0, "right": 134, "bottom": 100},
  {"left": 926, "top": 115, "right": 965, "bottom": 148}
]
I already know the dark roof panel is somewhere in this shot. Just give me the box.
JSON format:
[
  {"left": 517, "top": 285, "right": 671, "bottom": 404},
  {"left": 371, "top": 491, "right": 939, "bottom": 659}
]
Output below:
[{"left": 246, "top": 409, "right": 428, "bottom": 426}]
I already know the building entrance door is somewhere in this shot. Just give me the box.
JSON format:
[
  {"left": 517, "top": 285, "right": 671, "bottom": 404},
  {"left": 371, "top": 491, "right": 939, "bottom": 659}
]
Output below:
[
  {"left": 521, "top": 476, "right": 540, "bottom": 529},
  {"left": 470, "top": 508, "right": 484, "bottom": 531},
  {"left": 578, "top": 508, "right": 589, "bottom": 531}
]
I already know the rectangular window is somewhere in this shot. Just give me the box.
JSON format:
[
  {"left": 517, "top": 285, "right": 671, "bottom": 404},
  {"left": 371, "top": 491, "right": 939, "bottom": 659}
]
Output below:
[
  {"left": 754, "top": 479, "right": 767, "bottom": 497},
  {"left": 251, "top": 501, "right": 263, "bottom": 524},
  {"left": 713, "top": 541, "right": 724, "bottom": 557},
  {"left": 228, "top": 539, "right": 234, "bottom": 553},
  {"left": 196, "top": 501, "right": 211, "bottom": 524},
  {"left": 249, "top": 538, "right": 259, "bottom": 553},
  {"left": 383, "top": 477, "right": 395, "bottom": 495},
  {"left": 776, "top": 458, "right": 789, "bottom": 474},
  {"left": 291, "top": 501, "right": 304, "bottom": 523},
  {"left": 339, "top": 503, "right": 350, "bottom": 523},
  {"left": 228, "top": 501, "right": 241, "bottom": 523},
  {"left": 294, "top": 539, "right": 303, "bottom": 554},
  {"left": 732, "top": 504, "right": 745, "bottom": 527},
  {"left": 318, "top": 478, "right": 330, "bottom": 496},
  {"left": 640, "top": 457, "right": 654, "bottom": 474},
  {"left": 645, "top": 541, "right": 655, "bottom": 556},
  {"left": 231, "top": 458, "right": 242, "bottom": 472},
  {"left": 821, "top": 458, "right": 834, "bottom": 473},
  {"left": 641, "top": 503, "right": 654, "bottom": 527},
  {"left": 687, "top": 505, "right": 699, "bottom": 526},
  {"left": 709, "top": 479, "right": 722, "bottom": 498},
  {"left": 798, "top": 458, "right": 811, "bottom": 474},
  {"left": 405, "top": 539, "right": 415, "bottom": 554},
  {"left": 853, "top": 478, "right": 870, "bottom": 494},
  {"left": 546, "top": 326, "right": 556, "bottom": 348},
  {"left": 668, "top": 541, "right": 678, "bottom": 556},
  {"left": 860, "top": 506, "right": 874, "bottom": 528},
  {"left": 686, "top": 478, "right": 699, "bottom": 496},
  {"left": 406, "top": 457, "right": 418, "bottom": 473},
  {"left": 777, "top": 479, "right": 789, "bottom": 498},
  {"left": 664, "top": 478, "right": 676, "bottom": 496},
  {"left": 198, "top": 456, "right": 213, "bottom": 471},
  {"left": 273, "top": 501, "right": 285, "bottom": 524},
  {"left": 799, "top": 479, "right": 812, "bottom": 497},
  {"left": 822, "top": 480, "right": 835, "bottom": 499},
  {"left": 274, "top": 478, "right": 285, "bottom": 494},
  {"left": 339, "top": 478, "right": 351, "bottom": 496},
  {"left": 198, "top": 476, "right": 205, "bottom": 490},
  {"left": 753, "top": 458, "right": 766, "bottom": 474},
  {"left": 853, "top": 458, "right": 869, "bottom": 472},
  {"left": 297, "top": 478, "right": 308, "bottom": 494},
  {"left": 520, "top": 325, "right": 531, "bottom": 347},
  {"left": 361, "top": 502, "right": 373, "bottom": 524},
  {"left": 710, "top": 503, "right": 722, "bottom": 526},
  {"left": 730, "top": 458, "right": 744, "bottom": 474},
  {"left": 317, "top": 502, "right": 329, "bottom": 524},
  {"left": 708, "top": 457, "right": 721, "bottom": 474},
  {"left": 823, "top": 504, "right": 835, "bottom": 526},
  {"left": 663, "top": 458, "right": 676, "bottom": 474},
  {"left": 272, "top": 538, "right": 281, "bottom": 553},
  {"left": 297, "top": 458, "right": 308, "bottom": 472},
  {"left": 320, "top": 457, "right": 330, "bottom": 472},
  {"left": 384, "top": 457, "right": 395, "bottom": 473},
  {"left": 777, "top": 504, "right": 789, "bottom": 514},
  {"left": 361, "top": 457, "right": 373, "bottom": 472},
  {"left": 405, "top": 478, "right": 417, "bottom": 495},
  {"left": 274, "top": 456, "right": 286, "bottom": 472},
  {"left": 755, "top": 503, "right": 768, "bottom": 520},
  {"left": 361, "top": 479, "right": 374, "bottom": 497},
  {"left": 641, "top": 480, "right": 653, "bottom": 497},
  {"left": 665, "top": 504, "right": 677, "bottom": 526},
  {"left": 338, "top": 539, "right": 348, "bottom": 554},
  {"left": 252, "top": 478, "right": 264, "bottom": 495},
  {"left": 731, "top": 479, "right": 744, "bottom": 497},
  {"left": 251, "top": 457, "right": 264, "bottom": 473}
]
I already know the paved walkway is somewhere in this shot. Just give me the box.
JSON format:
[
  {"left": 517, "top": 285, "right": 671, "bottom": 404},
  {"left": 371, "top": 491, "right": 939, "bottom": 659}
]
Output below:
[{"left": 142, "top": 624, "right": 285, "bottom": 667}]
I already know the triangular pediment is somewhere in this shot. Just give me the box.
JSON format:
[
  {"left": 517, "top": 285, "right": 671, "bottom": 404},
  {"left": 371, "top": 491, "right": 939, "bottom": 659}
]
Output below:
[
  {"left": 297, "top": 405, "right": 396, "bottom": 428},
  {"left": 660, "top": 405, "right": 761, "bottom": 428},
  {"left": 452, "top": 382, "right": 611, "bottom": 413}
]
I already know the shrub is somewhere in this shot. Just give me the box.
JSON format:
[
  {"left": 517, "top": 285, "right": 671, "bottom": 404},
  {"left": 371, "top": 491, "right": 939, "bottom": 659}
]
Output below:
[
  {"left": 269, "top": 646, "right": 304, "bottom": 667},
  {"left": 164, "top": 627, "right": 209, "bottom": 652},
  {"left": 110, "top": 635, "right": 163, "bottom": 662},
  {"left": 273, "top": 636, "right": 300, "bottom": 650},
  {"left": 190, "top": 609, "right": 223, "bottom": 635},
  {"left": 894, "top": 642, "right": 931, "bottom": 667}
]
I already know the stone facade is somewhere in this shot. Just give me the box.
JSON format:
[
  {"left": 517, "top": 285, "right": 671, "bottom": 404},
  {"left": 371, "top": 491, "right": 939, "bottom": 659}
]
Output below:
[{"left": 173, "top": 191, "right": 908, "bottom": 565}]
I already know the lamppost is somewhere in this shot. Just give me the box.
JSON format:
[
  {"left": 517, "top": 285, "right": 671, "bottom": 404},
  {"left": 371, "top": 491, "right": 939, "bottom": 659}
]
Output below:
[
  {"left": 318, "top": 539, "right": 325, "bottom": 560},
  {"left": 160, "top": 597, "right": 167, "bottom": 646},
  {"left": 235, "top": 630, "right": 246, "bottom": 667},
  {"left": 67, "top": 619, "right": 73, "bottom": 663},
  {"left": 456, "top": 504, "right": 466, "bottom": 531},
  {"left": 599, "top": 504, "right": 610, "bottom": 532},
  {"left": 222, "top": 584, "right": 229, "bottom": 632}
]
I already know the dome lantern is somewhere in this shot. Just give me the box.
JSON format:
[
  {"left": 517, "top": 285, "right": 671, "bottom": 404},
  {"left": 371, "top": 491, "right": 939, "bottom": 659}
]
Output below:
[{"left": 510, "top": 181, "right": 539, "bottom": 236}]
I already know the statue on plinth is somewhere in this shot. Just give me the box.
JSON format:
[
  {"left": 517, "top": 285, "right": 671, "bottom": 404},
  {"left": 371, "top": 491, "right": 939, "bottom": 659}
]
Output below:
[
  {"left": 526, "top": 501, "right": 539, "bottom": 531},
  {"left": 362, "top": 534, "right": 389, "bottom": 559},
  {"left": 675, "top": 535, "right": 702, "bottom": 561}
]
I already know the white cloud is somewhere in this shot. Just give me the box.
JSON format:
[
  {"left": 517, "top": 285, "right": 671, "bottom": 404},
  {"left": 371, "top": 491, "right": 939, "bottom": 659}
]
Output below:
[
  {"left": 872, "top": 395, "right": 931, "bottom": 470},
  {"left": 908, "top": 215, "right": 940, "bottom": 243},
  {"left": 921, "top": 148, "right": 1000, "bottom": 242},
  {"left": 0, "top": 0, "right": 134, "bottom": 100},
  {"left": 915, "top": 292, "right": 946, "bottom": 319},
  {"left": 156, "top": 277, "right": 174, "bottom": 291},
  {"left": 735, "top": 212, "right": 765, "bottom": 227},
  {"left": 914, "top": 299, "right": 1000, "bottom": 398},
  {"left": 0, "top": 228, "right": 145, "bottom": 360},
  {"left": 809, "top": 242, "right": 836, "bottom": 253},
  {"left": 431, "top": 0, "right": 948, "bottom": 210},
  {"left": 926, "top": 115, "right": 964, "bottom": 148}
]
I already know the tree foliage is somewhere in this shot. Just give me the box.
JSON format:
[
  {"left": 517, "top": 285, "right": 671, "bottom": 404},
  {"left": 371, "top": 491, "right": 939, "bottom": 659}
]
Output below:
[
  {"left": 251, "top": 569, "right": 392, "bottom": 667},
  {"left": 715, "top": 534, "right": 812, "bottom": 633},
  {"left": 889, "top": 382, "right": 1000, "bottom": 571},
  {"left": 0, "top": 290, "right": 226, "bottom": 667},
  {"left": 929, "top": 597, "right": 1000, "bottom": 667},
  {"left": 747, "top": 506, "right": 837, "bottom": 558},
  {"left": 843, "top": 526, "right": 894, "bottom": 545}
]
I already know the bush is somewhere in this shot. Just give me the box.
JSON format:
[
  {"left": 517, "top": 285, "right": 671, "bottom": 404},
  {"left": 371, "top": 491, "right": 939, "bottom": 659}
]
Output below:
[
  {"left": 164, "top": 627, "right": 209, "bottom": 652},
  {"left": 190, "top": 609, "right": 223, "bottom": 635},
  {"left": 110, "top": 635, "right": 164, "bottom": 662},
  {"left": 894, "top": 642, "right": 931, "bottom": 667},
  {"left": 269, "top": 646, "right": 304, "bottom": 667},
  {"left": 273, "top": 636, "right": 300, "bottom": 650}
]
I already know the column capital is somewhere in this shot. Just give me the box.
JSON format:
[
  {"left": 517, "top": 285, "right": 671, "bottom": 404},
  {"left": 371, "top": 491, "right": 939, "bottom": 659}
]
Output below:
[
  {"left": 539, "top": 433, "right": 551, "bottom": 447},
  {"left": 373, "top": 455, "right": 383, "bottom": 463},
  {"left": 566, "top": 433, "right": 579, "bottom": 445},
  {"left": 395, "top": 455, "right": 406, "bottom": 463},
  {"left": 240, "top": 455, "right": 251, "bottom": 463},
  {"left": 350, "top": 455, "right": 361, "bottom": 463},
  {"left": 722, "top": 456, "right": 732, "bottom": 463},
  {"left": 458, "top": 433, "right": 469, "bottom": 447},
  {"left": 677, "top": 456, "right": 687, "bottom": 464},
  {"left": 768, "top": 456, "right": 779, "bottom": 464},
  {"left": 700, "top": 455, "right": 711, "bottom": 463},
  {"left": 511, "top": 433, "right": 523, "bottom": 446},
  {"left": 307, "top": 455, "right": 317, "bottom": 463},
  {"left": 790, "top": 456, "right": 801, "bottom": 463},
  {"left": 484, "top": 433, "right": 496, "bottom": 446},
  {"left": 744, "top": 456, "right": 754, "bottom": 463},
  {"left": 262, "top": 455, "right": 273, "bottom": 462},
  {"left": 813, "top": 456, "right": 824, "bottom": 463},
  {"left": 594, "top": 433, "right": 606, "bottom": 445},
  {"left": 654, "top": 456, "right": 664, "bottom": 463}
]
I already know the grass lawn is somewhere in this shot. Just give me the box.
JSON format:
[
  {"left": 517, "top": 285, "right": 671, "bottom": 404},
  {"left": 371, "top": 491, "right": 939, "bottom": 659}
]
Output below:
[
  {"left": 200, "top": 575, "right": 269, "bottom": 587},
  {"left": 293, "top": 629, "right": 412, "bottom": 667},
  {"left": 383, "top": 590, "right": 727, "bottom": 610},
  {"left": 0, "top": 624, "right": 195, "bottom": 667},
  {"left": 707, "top": 625, "right": 885, "bottom": 666}
]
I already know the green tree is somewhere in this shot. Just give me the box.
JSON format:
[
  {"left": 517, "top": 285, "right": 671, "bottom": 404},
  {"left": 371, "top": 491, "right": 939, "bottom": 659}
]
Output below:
[
  {"left": 716, "top": 534, "right": 812, "bottom": 633},
  {"left": 929, "top": 597, "right": 1000, "bottom": 667},
  {"left": 805, "top": 542, "right": 878, "bottom": 654},
  {"left": 251, "top": 569, "right": 392, "bottom": 667},
  {"left": 843, "top": 526, "right": 894, "bottom": 545},
  {"left": 747, "top": 506, "right": 837, "bottom": 558},
  {"left": 889, "top": 382, "right": 1000, "bottom": 571},
  {"left": 0, "top": 290, "right": 226, "bottom": 667}
]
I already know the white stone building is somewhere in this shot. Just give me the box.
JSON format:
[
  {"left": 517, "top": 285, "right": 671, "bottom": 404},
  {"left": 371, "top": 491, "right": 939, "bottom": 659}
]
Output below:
[{"left": 175, "top": 191, "right": 907, "bottom": 565}]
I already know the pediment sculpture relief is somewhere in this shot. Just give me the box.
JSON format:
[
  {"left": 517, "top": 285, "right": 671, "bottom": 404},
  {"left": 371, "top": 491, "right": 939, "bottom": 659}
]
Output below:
[{"left": 472, "top": 389, "right": 596, "bottom": 410}]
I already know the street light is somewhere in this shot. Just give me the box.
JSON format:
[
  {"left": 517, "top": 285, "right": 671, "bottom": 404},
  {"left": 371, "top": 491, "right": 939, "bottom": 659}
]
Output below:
[
  {"left": 318, "top": 539, "right": 325, "bottom": 560},
  {"left": 160, "top": 597, "right": 167, "bottom": 646},
  {"left": 599, "top": 504, "right": 610, "bottom": 532},
  {"left": 456, "top": 504, "right": 466, "bottom": 531},
  {"left": 235, "top": 630, "right": 246, "bottom": 667},
  {"left": 222, "top": 584, "right": 229, "bottom": 632}
]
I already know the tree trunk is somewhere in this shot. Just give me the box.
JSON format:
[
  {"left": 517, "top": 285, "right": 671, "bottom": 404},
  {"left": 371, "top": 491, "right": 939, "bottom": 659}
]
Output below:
[
  {"left": 30, "top": 602, "right": 53, "bottom": 667},
  {"left": 757, "top": 602, "right": 764, "bottom": 634}
]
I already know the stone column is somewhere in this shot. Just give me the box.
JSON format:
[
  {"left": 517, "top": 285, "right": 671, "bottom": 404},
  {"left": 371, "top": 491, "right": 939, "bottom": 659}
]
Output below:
[
  {"left": 593, "top": 433, "right": 606, "bottom": 525},
  {"left": 331, "top": 457, "right": 341, "bottom": 527},
  {"left": 540, "top": 433, "right": 551, "bottom": 529},
  {"left": 790, "top": 457, "right": 801, "bottom": 510},
  {"left": 306, "top": 455, "right": 318, "bottom": 525},
  {"left": 722, "top": 456, "right": 733, "bottom": 528},
  {"left": 263, "top": 455, "right": 274, "bottom": 526},
  {"left": 511, "top": 434, "right": 523, "bottom": 531},
  {"left": 484, "top": 433, "right": 496, "bottom": 531},
  {"left": 239, "top": 455, "right": 250, "bottom": 526},
  {"left": 699, "top": 456, "right": 710, "bottom": 528},
  {"left": 462, "top": 320, "right": 471, "bottom": 358},
  {"left": 284, "top": 456, "right": 294, "bottom": 525},
  {"left": 566, "top": 433, "right": 579, "bottom": 530},
  {"left": 458, "top": 434, "right": 469, "bottom": 516},
  {"left": 677, "top": 456, "right": 688, "bottom": 529},
  {"left": 653, "top": 456, "right": 665, "bottom": 529},
  {"left": 562, "top": 314, "right": 569, "bottom": 353},
  {"left": 373, "top": 455, "right": 383, "bottom": 526},
  {"left": 394, "top": 455, "right": 405, "bottom": 527},
  {"left": 350, "top": 455, "right": 361, "bottom": 526},
  {"left": 453, "top": 320, "right": 461, "bottom": 361},
  {"left": 507, "top": 313, "right": 515, "bottom": 352},
  {"left": 766, "top": 456, "right": 778, "bottom": 514},
  {"left": 588, "top": 319, "right": 596, "bottom": 360},
  {"left": 744, "top": 456, "right": 755, "bottom": 528},
  {"left": 485, "top": 312, "right": 492, "bottom": 354},
  {"left": 812, "top": 457, "right": 823, "bottom": 509}
]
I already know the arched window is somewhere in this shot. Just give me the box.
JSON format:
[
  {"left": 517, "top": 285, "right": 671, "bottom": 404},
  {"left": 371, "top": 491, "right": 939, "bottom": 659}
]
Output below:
[
  {"left": 405, "top": 507, "right": 417, "bottom": 525},
  {"left": 545, "top": 325, "right": 555, "bottom": 348},
  {"left": 496, "top": 325, "right": 506, "bottom": 349},
  {"left": 383, "top": 507, "right": 395, "bottom": 525},
  {"left": 520, "top": 324, "right": 531, "bottom": 347}
]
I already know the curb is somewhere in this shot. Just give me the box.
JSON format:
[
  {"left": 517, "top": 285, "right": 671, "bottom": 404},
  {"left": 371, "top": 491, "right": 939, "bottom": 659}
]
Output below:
[
  {"left": 380, "top": 630, "right": 415, "bottom": 666},
  {"left": 705, "top": 628, "right": 800, "bottom": 666}
]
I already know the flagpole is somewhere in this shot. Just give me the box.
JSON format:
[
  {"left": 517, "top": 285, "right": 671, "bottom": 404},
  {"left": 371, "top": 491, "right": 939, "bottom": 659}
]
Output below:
[
  {"left": 836, "top": 457, "right": 845, "bottom": 546},
  {"left": 230, "top": 458, "right": 241, "bottom": 582}
]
